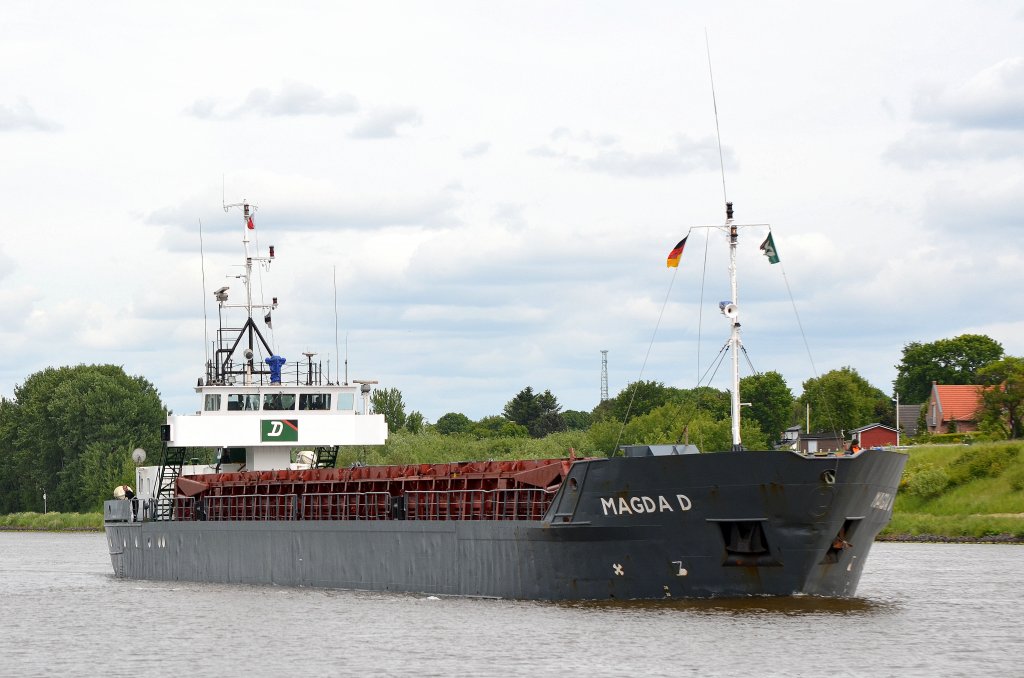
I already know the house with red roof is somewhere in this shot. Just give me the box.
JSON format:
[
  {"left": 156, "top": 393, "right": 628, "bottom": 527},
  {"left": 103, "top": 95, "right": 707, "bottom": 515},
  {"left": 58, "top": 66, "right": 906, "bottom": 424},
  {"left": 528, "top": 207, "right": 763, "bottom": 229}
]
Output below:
[{"left": 926, "top": 382, "right": 984, "bottom": 434}]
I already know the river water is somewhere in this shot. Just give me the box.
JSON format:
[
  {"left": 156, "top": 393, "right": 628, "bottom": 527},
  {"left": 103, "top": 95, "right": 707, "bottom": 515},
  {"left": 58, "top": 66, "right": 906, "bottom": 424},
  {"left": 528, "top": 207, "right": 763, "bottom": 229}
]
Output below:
[{"left": 0, "top": 532, "right": 1019, "bottom": 677}]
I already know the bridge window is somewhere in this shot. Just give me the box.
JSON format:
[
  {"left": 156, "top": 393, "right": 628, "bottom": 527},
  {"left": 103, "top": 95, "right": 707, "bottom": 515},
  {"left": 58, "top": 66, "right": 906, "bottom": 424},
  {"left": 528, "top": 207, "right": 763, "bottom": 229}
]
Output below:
[
  {"left": 263, "top": 393, "right": 296, "bottom": 411},
  {"left": 336, "top": 392, "right": 355, "bottom": 411},
  {"left": 299, "top": 394, "right": 331, "bottom": 410},
  {"left": 203, "top": 394, "right": 222, "bottom": 411},
  {"left": 226, "top": 394, "right": 260, "bottom": 411}
]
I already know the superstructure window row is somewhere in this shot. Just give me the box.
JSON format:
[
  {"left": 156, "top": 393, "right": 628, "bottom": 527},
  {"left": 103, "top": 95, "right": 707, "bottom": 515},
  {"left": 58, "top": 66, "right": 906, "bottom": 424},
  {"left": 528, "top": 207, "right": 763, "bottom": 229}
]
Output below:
[{"left": 205, "top": 393, "right": 354, "bottom": 411}]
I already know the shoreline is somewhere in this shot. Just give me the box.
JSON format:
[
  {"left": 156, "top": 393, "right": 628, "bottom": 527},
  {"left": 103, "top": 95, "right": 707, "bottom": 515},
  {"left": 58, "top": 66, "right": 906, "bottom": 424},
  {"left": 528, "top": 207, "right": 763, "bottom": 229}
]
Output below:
[
  {"left": 0, "top": 526, "right": 101, "bottom": 533},
  {"left": 876, "top": 533, "right": 1023, "bottom": 544}
]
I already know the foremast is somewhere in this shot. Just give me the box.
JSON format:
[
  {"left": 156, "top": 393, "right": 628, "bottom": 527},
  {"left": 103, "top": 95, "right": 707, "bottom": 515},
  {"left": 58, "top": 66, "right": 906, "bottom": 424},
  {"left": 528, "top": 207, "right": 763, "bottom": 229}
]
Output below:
[{"left": 724, "top": 202, "right": 743, "bottom": 451}]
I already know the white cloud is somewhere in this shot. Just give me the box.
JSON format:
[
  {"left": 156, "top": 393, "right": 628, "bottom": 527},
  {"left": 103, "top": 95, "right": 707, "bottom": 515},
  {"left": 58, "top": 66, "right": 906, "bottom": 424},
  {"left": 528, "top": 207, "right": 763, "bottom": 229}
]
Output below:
[
  {"left": 187, "top": 80, "right": 359, "bottom": 120},
  {"left": 461, "top": 141, "right": 490, "bottom": 158},
  {"left": 3, "top": 2, "right": 1024, "bottom": 423},
  {"left": 530, "top": 128, "right": 731, "bottom": 177},
  {"left": 147, "top": 184, "right": 461, "bottom": 235},
  {"left": 0, "top": 98, "right": 59, "bottom": 131},
  {"left": 350, "top": 106, "right": 422, "bottom": 138},
  {"left": 886, "top": 57, "right": 1024, "bottom": 167},
  {"left": 914, "top": 57, "right": 1024, "bottom": 130}
]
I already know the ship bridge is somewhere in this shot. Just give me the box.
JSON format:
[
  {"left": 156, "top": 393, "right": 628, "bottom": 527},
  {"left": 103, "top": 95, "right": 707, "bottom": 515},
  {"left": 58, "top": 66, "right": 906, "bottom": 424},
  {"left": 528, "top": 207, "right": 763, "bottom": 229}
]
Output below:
[{"left": 166, "top": 381, "right": 388, "bottom": 471}]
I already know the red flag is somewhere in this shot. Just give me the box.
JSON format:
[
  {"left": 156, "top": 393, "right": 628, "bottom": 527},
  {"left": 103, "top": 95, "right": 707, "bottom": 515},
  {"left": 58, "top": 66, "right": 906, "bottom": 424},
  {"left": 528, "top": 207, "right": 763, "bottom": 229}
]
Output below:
[{"left": 247, "top": 216, "right": 255, "bottom": 230}]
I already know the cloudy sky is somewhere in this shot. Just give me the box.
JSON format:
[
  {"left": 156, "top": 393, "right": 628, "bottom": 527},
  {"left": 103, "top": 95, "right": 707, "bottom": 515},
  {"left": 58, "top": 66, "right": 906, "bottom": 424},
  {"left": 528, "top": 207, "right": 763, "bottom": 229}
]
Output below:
[{"left": 3, "top": 2, "right": 1024, "bottom": 422}]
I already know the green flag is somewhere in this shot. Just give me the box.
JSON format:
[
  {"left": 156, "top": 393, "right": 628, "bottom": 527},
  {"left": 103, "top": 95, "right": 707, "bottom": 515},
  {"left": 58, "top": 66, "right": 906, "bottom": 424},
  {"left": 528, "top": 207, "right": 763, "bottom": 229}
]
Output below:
[{"left": 760, "top": 232, "right": 780, "bottom": 264}]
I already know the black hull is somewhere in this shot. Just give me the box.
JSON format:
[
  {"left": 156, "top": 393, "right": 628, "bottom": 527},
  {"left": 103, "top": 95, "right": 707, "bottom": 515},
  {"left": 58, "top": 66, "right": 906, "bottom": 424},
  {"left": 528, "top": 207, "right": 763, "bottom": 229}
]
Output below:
[{"left": 104, "top": 448, "right": 906, "bottom": 599}]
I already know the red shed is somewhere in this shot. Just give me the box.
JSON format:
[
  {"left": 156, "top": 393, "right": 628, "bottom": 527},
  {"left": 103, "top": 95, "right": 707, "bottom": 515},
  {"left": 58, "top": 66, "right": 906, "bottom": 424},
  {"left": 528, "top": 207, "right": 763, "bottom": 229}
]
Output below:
[{"left": 850, "top": 423, "right": 898, "bottom": 448}]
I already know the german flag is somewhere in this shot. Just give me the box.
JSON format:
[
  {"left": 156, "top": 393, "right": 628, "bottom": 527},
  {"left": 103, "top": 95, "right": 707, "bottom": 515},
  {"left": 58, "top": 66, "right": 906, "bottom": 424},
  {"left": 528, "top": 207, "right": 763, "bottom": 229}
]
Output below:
[{"left": 666, "top": 236, "right": 688, "bottom": 268}]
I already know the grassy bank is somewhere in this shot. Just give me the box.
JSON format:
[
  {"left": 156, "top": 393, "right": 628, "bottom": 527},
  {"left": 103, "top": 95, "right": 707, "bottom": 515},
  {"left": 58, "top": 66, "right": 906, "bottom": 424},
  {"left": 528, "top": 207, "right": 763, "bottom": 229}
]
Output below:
[
  {"left": 0, "top": 512, "right": 102, "bottom": 531},
  {"left": 881, "top": 440, "right": 1024, "bottom": 540}
]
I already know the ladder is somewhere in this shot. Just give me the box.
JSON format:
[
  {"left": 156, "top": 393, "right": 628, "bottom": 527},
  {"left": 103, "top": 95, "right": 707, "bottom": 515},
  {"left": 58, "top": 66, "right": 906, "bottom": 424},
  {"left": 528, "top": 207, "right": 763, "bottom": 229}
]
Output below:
[
  {"left": 313, "top": 445, "right": 339, "bottom": 469},
  {"left": 154, "top": 444, "right": 187, "bottom": 521}
]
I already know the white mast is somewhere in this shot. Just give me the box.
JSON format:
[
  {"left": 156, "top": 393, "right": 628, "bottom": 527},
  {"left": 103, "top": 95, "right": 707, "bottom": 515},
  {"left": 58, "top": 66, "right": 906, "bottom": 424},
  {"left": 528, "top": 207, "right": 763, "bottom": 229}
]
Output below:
[
  {"left": 215, "top": 198, "right": 277, "bottom": 384},
  {"left": 723, "top": 202, "right": 743, "bottom": 450},
  {"left": 242, "top": 202, "right": 254, "bottom": 323}
]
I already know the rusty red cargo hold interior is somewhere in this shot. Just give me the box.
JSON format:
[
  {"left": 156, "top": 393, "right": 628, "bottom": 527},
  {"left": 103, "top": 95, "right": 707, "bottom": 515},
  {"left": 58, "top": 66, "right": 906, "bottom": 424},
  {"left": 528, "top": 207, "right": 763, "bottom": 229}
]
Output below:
[{"left": 172, "top": 458, "right": 576, "bottom": 522}]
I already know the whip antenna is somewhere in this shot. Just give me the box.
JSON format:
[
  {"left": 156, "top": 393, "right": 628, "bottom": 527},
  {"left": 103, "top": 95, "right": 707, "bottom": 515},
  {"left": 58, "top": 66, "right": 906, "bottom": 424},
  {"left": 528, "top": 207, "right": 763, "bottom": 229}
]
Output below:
[
  {"left": 199, "top": 218, "right": 210, "bottom": 368},
  {"left": 334, "top": 265, "right": 340, "bottom": 384},
  {"left": 705, "top": 29, "right": 729, "bottom": 207}
]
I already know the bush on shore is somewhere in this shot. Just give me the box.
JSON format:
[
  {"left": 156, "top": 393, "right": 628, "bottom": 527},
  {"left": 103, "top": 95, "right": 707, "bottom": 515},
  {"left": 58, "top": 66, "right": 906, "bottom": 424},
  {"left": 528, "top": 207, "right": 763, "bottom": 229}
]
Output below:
[{"left": 0, "top": 512, "right": 102, "bottom": 531}]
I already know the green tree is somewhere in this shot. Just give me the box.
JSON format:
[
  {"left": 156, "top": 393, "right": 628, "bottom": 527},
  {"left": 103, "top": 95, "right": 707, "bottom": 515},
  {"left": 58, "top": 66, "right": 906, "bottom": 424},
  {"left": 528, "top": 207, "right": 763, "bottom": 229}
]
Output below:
[
  {"left": 0, "top": 397, "right": 23, "bottom": 512},
  {"left": 977, "top": 357, "right": 1024, "bottom": 438},
  {"left": 0, "top": 365, "right": 165, "bottom": 513},
  {"left": 405, "top": 410, "right": 425, "bottom": 434},
  {"left": 588, "top": 403, "right": 768, "bottom": 455},
  {"left": 503, "top": 387, "right": 566, "bottom": 438},
  {"left": 894, "top": 334, "right": 1004, "bottom": 403},
  {"left": 472, "top": 415, "right": 529, "bottom": 439},
  {"left": 370, "top": 387, "right": 406, "bottom": 433},
  {"left": 740, "top": 371, "right": 794, "bottom": 443},
  {"left": 503, "top": 387, "right": 541, "bottom": 427},
  {"left": 468, "top": 415, "right": 529, "bottom": 439},
  {"left": 599, "top": 380, "right": 675, "bottom": 423},
  {"left": 435, "top": 412, "right": 472, "bottom": 435},
  {"left": 562, "top": 409, "right": 592, "bottom": 431},
  {"left": 797, "top": 367, "right": 889, "bottom": 435},
  {"left": 677, "top": 385, "right": 730, "bottom": 420}
]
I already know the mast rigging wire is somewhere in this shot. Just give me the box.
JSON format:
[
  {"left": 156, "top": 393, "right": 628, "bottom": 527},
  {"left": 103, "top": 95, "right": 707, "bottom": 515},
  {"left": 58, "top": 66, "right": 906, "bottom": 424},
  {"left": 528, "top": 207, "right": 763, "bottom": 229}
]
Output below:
[
  {"left": 612, "top": 263, "right": 681, "bottom": 454},
  {"left": 199, "top": 219, "right": 210, "bottom": 369},
  {"left": 334, "top": 266, "right": 340, "bottom": 385}
]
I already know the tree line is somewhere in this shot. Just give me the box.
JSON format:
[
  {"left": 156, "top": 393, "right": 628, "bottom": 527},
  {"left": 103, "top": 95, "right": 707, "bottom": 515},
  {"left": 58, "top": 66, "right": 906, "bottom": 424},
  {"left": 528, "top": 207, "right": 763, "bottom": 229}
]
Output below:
[
  {"left": 2, "top": 332, "right": 1023, "bottom": 513},
  {"left": 0, "top": 365, "right": 164, "bottom": 514},
  {"left": 372, "top": 333, "right": 1024, "bottom": 444}
]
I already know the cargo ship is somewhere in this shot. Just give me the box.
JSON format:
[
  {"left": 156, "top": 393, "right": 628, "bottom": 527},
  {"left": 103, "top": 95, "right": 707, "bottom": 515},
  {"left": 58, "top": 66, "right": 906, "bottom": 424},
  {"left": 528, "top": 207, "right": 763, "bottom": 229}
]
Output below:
[{"left": 104, "top": 200, "right": 907, "bottom": 599}]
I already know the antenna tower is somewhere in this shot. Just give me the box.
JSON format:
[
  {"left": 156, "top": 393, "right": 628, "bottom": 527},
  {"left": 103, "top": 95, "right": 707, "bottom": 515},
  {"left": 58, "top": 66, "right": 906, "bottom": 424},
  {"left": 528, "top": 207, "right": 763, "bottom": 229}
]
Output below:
[{"left": 600, "top": 350, "right": 609, "bottom": 402}]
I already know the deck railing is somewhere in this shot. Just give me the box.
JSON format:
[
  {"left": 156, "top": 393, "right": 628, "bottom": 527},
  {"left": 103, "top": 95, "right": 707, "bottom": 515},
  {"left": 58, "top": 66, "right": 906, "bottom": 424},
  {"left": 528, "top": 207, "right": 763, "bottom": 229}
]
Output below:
[
  {"left": 299, "top": 492, "right": 391, "bottom": 520},
  {"left": 204, "top": 494, "right": 298, "bottom": 521},
  {"left": 139, "top": 489, "right": 554, "bottom": 522},
  {"left": 405, "top": 489, "right": 553, "bottom": 521}
]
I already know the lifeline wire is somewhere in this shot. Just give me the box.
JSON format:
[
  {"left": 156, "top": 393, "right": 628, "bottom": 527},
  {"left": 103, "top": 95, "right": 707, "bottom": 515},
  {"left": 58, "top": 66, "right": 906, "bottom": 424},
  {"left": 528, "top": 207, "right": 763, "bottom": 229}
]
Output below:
[
  {"left": 613, "top": 263, "right": 680, "bottom": 454},
  {"left": 778, "top": 258, "right": 842, "bottom": 441}
]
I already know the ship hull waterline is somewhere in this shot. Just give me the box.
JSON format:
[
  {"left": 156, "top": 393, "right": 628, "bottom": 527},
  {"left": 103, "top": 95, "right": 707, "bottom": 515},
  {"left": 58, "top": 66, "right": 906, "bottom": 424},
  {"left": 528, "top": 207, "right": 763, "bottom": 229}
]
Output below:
[{"left": 104, "top": 448, "right": 907, "bottom": 600}]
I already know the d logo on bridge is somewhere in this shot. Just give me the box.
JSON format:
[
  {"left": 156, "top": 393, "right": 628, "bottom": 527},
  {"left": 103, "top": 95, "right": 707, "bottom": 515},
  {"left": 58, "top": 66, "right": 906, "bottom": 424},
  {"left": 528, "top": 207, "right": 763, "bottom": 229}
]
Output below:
[{"left": 261, "top": 419, "right": 299, "bottom": 442}]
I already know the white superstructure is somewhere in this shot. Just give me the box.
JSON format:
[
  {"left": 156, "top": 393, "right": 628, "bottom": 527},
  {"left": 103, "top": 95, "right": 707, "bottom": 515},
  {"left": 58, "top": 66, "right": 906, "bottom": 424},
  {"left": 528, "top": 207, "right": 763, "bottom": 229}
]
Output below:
[{"left": 139, "top": 199, "right": 388, "bottom": 499}]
